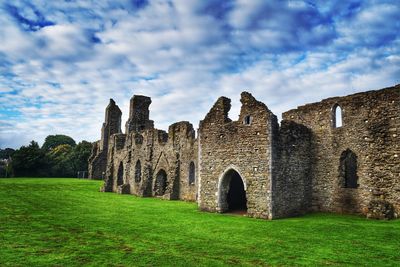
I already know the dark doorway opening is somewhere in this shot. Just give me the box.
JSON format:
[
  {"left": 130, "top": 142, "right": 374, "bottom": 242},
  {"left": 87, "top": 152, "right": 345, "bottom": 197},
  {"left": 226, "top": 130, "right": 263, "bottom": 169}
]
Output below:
[
  {"left": 339, "top": 149, "right": 358, "bottom": 188},
  {"left": 226, "top": 170, "right": 247, "bottom": 212}
]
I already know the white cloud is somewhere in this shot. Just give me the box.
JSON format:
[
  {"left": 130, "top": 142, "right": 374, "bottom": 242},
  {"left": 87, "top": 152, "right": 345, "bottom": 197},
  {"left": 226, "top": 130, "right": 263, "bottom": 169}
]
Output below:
[{"left": 0, "top": 0, "right": 399, "bottom": 149}]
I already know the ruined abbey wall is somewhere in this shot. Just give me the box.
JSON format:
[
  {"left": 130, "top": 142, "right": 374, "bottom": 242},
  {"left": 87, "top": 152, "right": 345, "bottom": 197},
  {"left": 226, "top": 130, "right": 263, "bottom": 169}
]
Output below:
[
  {"left": 94, "top": 96, "right": 197, "bottom": 202},
  {"left": 283, "top": 85, "right": 400, "bottom": 218},
  {"left": 89, "top": 84, "right": 399, "bottom": 220}
]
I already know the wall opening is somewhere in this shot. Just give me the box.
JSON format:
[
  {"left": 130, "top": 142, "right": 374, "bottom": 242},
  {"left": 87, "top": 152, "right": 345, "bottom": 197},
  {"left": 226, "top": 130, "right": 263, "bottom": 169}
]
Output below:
[
  {"left": 244, "top": 115, "right": 252, "bottom": 125},
  {"left": 188, "top": 161, "right": 195, "bottom": 185},
  {"left": 339, "top": 149, "right": 358, "bottom": 188},
  {"left": 135, "top": 160, "right": 141, "bottom": 183},
  {"left": 218, "top": 169, "right": 247, "bottom": 213},
  {"left": 333, "top": 104, "right": 343, "bottom": 128},
  {"left": 117, "top": 162, "right": 124, "bottom": 186},
  {"left": 154, "top": 169, "right": 167, "bottom": 196}
]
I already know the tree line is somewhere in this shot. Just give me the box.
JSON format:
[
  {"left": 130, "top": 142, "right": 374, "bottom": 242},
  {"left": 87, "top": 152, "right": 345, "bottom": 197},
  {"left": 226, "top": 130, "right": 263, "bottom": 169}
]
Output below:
[{"left": 0, "top": 134, "right": 92, "bottom": 178}]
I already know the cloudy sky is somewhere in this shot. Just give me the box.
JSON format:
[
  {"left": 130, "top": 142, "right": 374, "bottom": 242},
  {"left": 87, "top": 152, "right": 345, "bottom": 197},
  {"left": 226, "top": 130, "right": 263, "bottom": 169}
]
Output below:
[{"left": 0, "top": 0, "right": 399, "bottom": 149}]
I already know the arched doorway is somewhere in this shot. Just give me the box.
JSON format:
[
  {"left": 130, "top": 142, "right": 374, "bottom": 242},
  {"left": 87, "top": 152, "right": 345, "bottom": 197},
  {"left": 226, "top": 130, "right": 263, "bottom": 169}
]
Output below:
[
  {"left": 154, "top": 169, "right": 167, "bottom": 196},
  {"left": 117, "top": 162, "right": 124, "bottom": 186},
  {"left": 218, "top": 169, "right": 247, "bottom": 213}
]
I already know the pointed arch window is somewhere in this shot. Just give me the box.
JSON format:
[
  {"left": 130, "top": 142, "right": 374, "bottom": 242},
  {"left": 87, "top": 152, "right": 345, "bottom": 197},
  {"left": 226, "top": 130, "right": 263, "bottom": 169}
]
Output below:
[
  {"left": 332, "top": 104, "right": 343, "bottom": 128},
  {"left": 135, "top": 160, "right": 141, "bottom": 183}
]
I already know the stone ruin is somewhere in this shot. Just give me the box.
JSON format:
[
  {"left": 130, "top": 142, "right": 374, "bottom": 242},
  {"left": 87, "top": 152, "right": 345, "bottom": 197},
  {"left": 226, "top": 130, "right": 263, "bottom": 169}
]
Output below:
[{"left": 88, "top": 84, "right": 400, "bottom": 219}]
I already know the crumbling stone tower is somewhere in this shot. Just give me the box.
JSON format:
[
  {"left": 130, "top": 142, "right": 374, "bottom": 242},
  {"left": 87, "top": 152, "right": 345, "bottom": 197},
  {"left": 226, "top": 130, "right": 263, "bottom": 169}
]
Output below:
[
  {"left": 88, "top": 99, "right": 122, "bottom": 179},
  {"left": 125, "top": 95, "right": 154, "bottom": 133}
]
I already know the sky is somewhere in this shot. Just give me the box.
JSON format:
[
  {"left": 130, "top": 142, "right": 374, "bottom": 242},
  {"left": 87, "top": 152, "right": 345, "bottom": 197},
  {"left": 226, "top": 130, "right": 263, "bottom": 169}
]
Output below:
[{"left": 0, "top": 0, "right": 399, "bottom": 149}]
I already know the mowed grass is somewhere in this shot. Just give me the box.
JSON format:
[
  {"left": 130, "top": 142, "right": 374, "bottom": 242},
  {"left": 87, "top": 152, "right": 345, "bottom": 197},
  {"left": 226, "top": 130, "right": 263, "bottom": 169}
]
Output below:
[{"left": 0, "top": 178, "right": 399, "bottom": 267}]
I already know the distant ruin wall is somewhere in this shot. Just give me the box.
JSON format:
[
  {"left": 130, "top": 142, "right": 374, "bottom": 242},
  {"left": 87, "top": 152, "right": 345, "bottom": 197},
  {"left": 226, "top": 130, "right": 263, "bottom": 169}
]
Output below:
[
  {"left": 97, "top": 95, "right": 198, "bottom": 202},
  {"left": 89, "top": 99, "right": 122, "bottom": 180},
  {"left": 88, "top": 141, "right": 106, "bottom": 180}
]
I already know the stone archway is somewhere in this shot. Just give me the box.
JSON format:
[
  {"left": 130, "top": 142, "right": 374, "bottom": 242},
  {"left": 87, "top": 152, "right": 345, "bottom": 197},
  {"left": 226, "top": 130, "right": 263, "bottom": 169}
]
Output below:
[{"left": 218, "top": 168, "right": 247, "bottom": 213}]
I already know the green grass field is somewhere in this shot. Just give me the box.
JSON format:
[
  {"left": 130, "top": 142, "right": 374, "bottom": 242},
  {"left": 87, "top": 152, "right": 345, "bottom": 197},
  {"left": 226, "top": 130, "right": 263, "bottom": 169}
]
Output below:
[{"left": 0, "top": 178, "right": 399, "bottom": 266}]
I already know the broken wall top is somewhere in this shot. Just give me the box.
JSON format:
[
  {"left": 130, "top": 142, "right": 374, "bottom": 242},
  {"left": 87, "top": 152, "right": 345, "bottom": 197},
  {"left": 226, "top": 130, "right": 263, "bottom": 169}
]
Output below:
[{"left": 200, "top": 91, "right": 276, "bottom": 130}]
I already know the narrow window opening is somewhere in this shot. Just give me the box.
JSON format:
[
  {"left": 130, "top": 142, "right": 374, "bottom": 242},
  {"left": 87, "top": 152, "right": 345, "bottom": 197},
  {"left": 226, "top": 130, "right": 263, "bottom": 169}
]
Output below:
[
  {"left": 244, "top": 115, "right": 252, "bottom": 125},
  {"left": 188, "top": 162, "right": 195, "bottom": 185},
  {"left": 333, "top": 104, "right": 343, "bottom": 128},
  {"left": 135, "top": 160, "right": 141, "bottom": 183},
  {"left": 117, "top": 162, "right": 124, "bottom": 186}
]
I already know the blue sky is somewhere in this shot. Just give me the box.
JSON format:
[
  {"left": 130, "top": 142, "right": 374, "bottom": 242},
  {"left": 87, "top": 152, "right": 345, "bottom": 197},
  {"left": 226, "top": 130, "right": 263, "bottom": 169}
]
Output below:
[{"left": 0, "top": 0, "right": 399, "bottom": 149}]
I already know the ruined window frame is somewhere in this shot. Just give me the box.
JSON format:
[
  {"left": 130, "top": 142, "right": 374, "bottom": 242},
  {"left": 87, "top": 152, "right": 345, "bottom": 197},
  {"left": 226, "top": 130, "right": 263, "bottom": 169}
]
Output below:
[
  {"left": 332, "top": 103, "right": 343, "bottom": 128},
  {"left": 134, "top": 160, "right": 141, "bottom": 183},
  {"left": 117, "top": 161, "right": 124, "bottom": 186},
  {"left": 243, "top": 115, "right": 252, "bottom": 125},
  {"left": 188, "top": 161, "right": 195, "bottom": 185},
  {"left": 339, "top": 149, "right": 359, "bottom": 189}
]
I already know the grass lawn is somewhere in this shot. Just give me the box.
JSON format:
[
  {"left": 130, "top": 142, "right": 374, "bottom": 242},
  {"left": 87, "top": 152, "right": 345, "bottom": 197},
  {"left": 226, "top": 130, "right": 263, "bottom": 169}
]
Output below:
[{"left": 0, "top": 178, "right": 399, "bottom": 266}]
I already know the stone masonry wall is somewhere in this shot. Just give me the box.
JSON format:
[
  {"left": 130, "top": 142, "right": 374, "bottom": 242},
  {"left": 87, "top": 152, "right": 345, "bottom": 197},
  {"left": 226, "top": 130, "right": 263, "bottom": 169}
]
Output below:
[
  {"left": 99, "top": 95, "right": 197, "bottom": 202},
  {"left": 272, "top": 120, "right": 313, "bottom": 218},
  {"left": 283, "top": 85, "right": 400, "bottom": 218},
  {"left": 90, "top": 84, "right": 399, "bottom": 220},
  {"left": 198, "top": 92, "right": 276, "bottom": 219},
  {"left": 88, "top": 99, "right": 122, "bottom": 180}
]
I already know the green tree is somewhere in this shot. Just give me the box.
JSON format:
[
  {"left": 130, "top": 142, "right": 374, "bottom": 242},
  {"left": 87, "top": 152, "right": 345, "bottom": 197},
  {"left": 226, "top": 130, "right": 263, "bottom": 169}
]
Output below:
[
  {"left": 42, "top": 135, "right": 76, "bottom": 151},
  {"left": 11, "top": 141, "right": 49, "bottom": 177},
  {"left": 70, "top": 141, "right": 93, "bottom": 174},
  {"left": 48, "top": 144, "right": 74, "bottom": 177},
  {"left": 0, "top": 148, "right": 15, "bottom": 159}
]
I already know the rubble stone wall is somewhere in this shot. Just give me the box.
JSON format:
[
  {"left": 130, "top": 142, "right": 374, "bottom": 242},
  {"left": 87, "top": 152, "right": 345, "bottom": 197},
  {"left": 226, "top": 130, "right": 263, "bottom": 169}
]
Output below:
[
  {"left": 272, "top": 120, "right": 313, "bottom": 218},
  {"left": 100, "top": 95, "right": 197, "bottom": 201},
  {"left": 88, "top": 99, "right": 122, "bottom": 180},
  {"left": 89, "top": 84, "right": 399, "bottom": 219},
  {"left": 283, "top": 85, "right": 400, "bottom": 218},
  {"left": 198, "top": 92, "right": 276, "bottom": 219}
]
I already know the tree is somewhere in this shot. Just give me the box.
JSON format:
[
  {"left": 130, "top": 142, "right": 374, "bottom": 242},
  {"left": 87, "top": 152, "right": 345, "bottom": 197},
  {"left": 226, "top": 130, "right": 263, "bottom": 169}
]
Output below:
[
  {"left": 8, "top": 138, "right": 92, "bottom": 178},
  {"left": 42, "top": 135, "right": 76, "bottom": 151},
  {"left": 48, "top": 144, "right": 74, "bottom": 177},
  {"left": 70, "top": 141, "right": 93, "bottom": 174},
  {"left": 11, "top": 141, "right": 49, "bottom": 177},
  {"left": 0, "top": 148, "right": 15, "bottom": 159}
]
